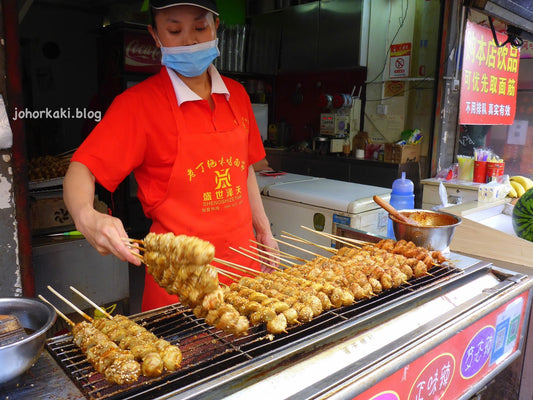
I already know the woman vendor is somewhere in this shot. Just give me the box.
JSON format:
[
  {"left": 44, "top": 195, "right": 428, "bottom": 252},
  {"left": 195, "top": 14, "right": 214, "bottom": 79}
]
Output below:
[{"left": 63, "top": 0, "right": 278, "bottom": 311}]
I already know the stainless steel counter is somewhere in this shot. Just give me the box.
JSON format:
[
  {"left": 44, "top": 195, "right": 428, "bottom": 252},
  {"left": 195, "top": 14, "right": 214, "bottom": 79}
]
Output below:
[
  {"left": 0, "top": 349, "right": 82, "bottom": 399},
  {"left": 1, "top": 253, "right": 531, "bottom": 400},
  {"left": 32, "top": 237, "right": 129, "bottom": 315}
]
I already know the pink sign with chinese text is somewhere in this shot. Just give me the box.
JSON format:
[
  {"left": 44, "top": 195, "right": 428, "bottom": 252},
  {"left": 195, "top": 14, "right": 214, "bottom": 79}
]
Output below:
[{"left": 459, "top": 20, "right": 520, "bottom": 125}]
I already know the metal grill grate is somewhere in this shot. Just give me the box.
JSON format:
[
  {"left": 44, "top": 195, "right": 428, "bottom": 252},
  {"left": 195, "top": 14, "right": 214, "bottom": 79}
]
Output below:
[{"left": 46, "top": 264, "right": 462, "bottom": 400}]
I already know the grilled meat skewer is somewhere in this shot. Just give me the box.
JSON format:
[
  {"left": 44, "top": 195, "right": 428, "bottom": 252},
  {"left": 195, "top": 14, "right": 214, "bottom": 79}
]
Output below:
[{"left": 72, "top": 321, "right": 141, "bottom": 385}]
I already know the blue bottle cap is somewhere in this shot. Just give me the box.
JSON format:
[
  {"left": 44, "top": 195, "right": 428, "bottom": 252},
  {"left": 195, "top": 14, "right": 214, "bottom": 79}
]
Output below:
[{"left": 392, "top": 172, "right": 414, "bottom": 195}]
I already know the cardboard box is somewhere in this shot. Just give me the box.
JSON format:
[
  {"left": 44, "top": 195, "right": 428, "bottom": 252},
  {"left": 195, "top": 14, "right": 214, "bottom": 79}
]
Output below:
[
  {"left": 30, "top": 193, "right": 108, "bottom": 235},
  {"left": 384, "top": 143, "right": 420, "bottom": 163}
]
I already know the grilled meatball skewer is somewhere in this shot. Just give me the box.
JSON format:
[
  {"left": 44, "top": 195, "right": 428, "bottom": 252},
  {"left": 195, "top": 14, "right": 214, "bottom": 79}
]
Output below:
[{"left": 72, "top": 321, "right": 141, "bottom": 385}]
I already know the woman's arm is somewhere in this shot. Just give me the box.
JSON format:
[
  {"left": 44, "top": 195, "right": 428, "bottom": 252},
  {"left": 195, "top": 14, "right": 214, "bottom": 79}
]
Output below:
[
  {"left": 63, "top": 161, "right": 141, "bottom": 265},
  {"left": 247, "top": 165, "right": 279, "bottom": 271}
]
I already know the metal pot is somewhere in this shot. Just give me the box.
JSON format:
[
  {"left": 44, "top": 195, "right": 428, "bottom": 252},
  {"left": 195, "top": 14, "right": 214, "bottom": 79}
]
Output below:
[
  {"left": 390, "top": 209, "right": 462, "bottom": 251},
  {"left": 0, "top": 297, "right": 56, "bottom": 383}
]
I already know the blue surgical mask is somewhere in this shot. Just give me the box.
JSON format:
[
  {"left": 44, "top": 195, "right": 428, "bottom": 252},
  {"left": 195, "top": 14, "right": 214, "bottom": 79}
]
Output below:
[{"left": 159, "top": 38, "right": 220, "bottom": 77}]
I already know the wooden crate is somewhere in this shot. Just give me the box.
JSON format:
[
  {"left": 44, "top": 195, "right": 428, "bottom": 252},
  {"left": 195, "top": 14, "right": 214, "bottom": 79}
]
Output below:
[{"left": 384, "top": 143, "right": 420, "bottom": 163}]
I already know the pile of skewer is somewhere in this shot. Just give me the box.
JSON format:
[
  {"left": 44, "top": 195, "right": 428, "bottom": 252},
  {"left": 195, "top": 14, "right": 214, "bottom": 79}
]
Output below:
[
  {"left": 40, "top": 286, "right": 182, "bottom": 385},
  {"left": 124, "top": 227, "right": 450, "bottom": 336},
  {"left": 38, "top": 228, "right": 450, "bottom": 385}
]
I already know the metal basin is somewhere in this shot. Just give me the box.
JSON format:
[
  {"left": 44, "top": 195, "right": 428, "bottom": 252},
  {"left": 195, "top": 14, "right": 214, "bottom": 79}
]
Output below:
[
  {"left": 390, "top": 209, "right": 462, "bottom": 251},
  {"left": 0, "top": 297, "right": 56, "bottom": 383}
]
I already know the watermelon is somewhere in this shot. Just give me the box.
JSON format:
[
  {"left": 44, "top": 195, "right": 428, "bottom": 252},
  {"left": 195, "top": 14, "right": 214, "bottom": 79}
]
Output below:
[{"left": 512, "top": 188, "right": 533, "bottom": 241}]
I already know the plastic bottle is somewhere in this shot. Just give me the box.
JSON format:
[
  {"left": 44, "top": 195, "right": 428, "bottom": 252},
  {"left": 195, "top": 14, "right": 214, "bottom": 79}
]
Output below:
[{"left": 387, "top": 172, "right": 415, "bottom": 239}]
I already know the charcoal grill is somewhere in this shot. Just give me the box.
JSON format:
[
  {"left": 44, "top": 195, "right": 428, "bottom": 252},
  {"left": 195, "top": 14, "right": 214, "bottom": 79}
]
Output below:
[{"left": 44, "top": 246, "right": 533, "bottom": 400}]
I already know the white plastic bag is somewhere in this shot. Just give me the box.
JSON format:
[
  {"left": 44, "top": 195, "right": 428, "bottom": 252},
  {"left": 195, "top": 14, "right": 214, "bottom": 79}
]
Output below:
[{"left": 431, "top": 182, "right": 450, "bottom": 211}]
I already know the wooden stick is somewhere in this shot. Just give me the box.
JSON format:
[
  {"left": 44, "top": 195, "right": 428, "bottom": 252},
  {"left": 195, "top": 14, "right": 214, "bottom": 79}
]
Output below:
[
  {"left": 273, "top": 238, "right": 325, "bottom": 259},
  {"left": 235, "top": 247, "right": 285, "bottom": 271},
  {"left": 281, "top": 231, "right": 337, "bottom": 254},
  {"left": 47, "top": 285, "right": 93, "bottom": 322},
  {"left": 229, "top": 246, "right": 283, "bottom": 271},
  {"left": 213, "top": 257, "right": 260, "bottom": 275},
  {"left": 122, "top": 237, "right": 145, "bottom": 245},
  {"left": 245, "top": 246, "right": 295, "bottom": 268},
  {"left": 250, "top": 246, "right": 296, "bottom": 268},
  {"left": 321, "top": 230, "right": 375, "bottom": 245},
  {"left": 69, "top": 286, "right": 113, "bottom": 319},
  {"left": 127, "top": 244, "right": 146, "bottom": 252},
  {"left": 250, "top": 239, "right": 309, "bottom": 263},
  {"left": 281, "top": 235, "right": 337, "bottom": 254},
  {"left": 55, "top": 148, "right": 77, "bottom": 158},
  {"left": 215, "top": 268, "right": 239, "bottom": 281},
  {"left": 38, "top": 295, "right": 75, "bottom": 327},
  {"left": 122, "top": 238, "right": 146, "bottom": 252},
  {"left": 215, "top": 267, "right": 242, "bottom": 279},
  {"left": 130, "top": 250, "right": 145, "bottom": 262},
  {"left": 299, "top": 226, "right": 362, "bottom": 248}
]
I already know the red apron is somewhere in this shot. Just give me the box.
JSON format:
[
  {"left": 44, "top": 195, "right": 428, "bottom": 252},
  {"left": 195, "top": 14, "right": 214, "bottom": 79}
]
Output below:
[{"left": 141, "top": 86, "right": 260, "bottom": 311}]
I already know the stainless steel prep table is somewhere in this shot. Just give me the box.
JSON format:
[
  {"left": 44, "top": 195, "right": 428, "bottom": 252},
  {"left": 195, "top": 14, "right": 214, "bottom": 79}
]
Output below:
[{"left": 0, "top": 348, "right": 83, "bottom": 399}]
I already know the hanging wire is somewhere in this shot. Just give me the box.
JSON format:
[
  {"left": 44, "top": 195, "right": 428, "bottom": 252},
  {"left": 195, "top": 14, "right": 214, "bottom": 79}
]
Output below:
[
  {"left": 366, "top": 0, "right": 410, "bottom": 85},
  {"left": 488, "top": 16, "right": 524, "bottom": 49}
]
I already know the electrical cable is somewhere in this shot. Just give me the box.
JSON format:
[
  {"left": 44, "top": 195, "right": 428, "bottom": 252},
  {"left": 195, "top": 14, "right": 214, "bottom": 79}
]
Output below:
[
  {"left": 366, "top": 0, "right": 410, "bottom": 85},
  {"left": 365, "top": 2, "right": 463, "bottom": 102},
  {"left": 488, "top": 16, "right": 523, "bottom": 49}
]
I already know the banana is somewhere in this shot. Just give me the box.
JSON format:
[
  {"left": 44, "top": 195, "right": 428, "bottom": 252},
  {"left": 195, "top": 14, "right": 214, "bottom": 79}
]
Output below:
[
  {"left": 508, "top": 184, "right": 518, "bottom": 198},
  {"left": 511, "top": 180, "right": 526, "bottom": 197},
  {"left": 511, "top": 175, "right": 533, "bottom": 191}
]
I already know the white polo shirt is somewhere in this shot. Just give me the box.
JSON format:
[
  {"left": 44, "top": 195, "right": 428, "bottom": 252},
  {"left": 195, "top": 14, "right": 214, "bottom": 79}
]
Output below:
[{"left": 165, "top": 65, "right": 230, "bottom": 106}]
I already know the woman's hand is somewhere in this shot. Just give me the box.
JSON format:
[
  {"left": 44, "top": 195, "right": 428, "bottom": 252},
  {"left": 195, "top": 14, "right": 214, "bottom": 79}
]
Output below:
[
  {"left": 77, "top": 207, "right": 142, "bottom": 266},
  {"left": 255, "top": 231, "right": 279, "bottom": 274},
  {"left": 63, "top": 161, "right": 141, "bottom": 266}
]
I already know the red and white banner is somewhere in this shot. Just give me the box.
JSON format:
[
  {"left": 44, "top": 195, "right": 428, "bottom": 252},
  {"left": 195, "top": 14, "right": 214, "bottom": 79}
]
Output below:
[
  {"left": 459, "top": 20, "right": 520, "bottom": 125},
  {"left": 124, "top": 30, "right": 161, "bottom": 74},
  {"left": 390, "top": 43, "right": 411, "bottom": 78}
]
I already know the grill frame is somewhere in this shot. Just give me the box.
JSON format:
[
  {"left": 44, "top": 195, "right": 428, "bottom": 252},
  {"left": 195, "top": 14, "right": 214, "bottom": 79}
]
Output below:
[{"left": 45, "top": 260, "right": 480, "bottom": 400}]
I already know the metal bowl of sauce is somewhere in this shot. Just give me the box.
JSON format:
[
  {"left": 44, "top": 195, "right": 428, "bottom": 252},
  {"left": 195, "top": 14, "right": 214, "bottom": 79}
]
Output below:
[
  {"left": 0, "top": 297, "right": 56, "bottom": 383},
  {"left": 390, "top": 209, "right": 462, "bottom": 251}
]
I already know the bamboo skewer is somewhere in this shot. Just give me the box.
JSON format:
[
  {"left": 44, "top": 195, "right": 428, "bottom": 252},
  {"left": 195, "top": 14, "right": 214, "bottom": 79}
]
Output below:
[
  {"left": 70, "top": 286, "right": 114, "bottom": 319},
  {"left": 122, "top": 238, "right": 146, "bottom": 252},
  {"left": 281, "top": 237, "right": 337, "bottom": 255},
  {"left": 127, "top": 244, "right": 146, "bottom": 252},
  {"left": 281, "top": 231, "right": 337, "bottom": 254},
  {"left": 121, "top": 237, "right": 144, "bottom": 245},
  {"left": 236, "top": 247, "right": 288, "bottom": 270},
  {"left": 215, "top": 268, "right": 239, "bottom": 281},
  {"left": 229, "top": 246, "right": 282, "bottom": 271},
  {"left": 273, "top": 238, "right": 325, "bottom": 259},
  {"left": 250, "top": 239, "right": 309, "bottom": 263},
  {"left": 130, "top": 250, "right": 145, "bottom": 262},
  {"left": 55, "top": 148, "right": 77, "bottom": 159},
  {"left": 299, "top": 226, "right": 362, "bottom": 248},
  {"left": 253, "top": 246, "right": 296, "bottom": 267},
  {"left": 217, "top": 268, "right": 242, "bottom": 279},
  {"left": 213, "top": 257, "right": 261, "bottom": 275},
  {"left": 47, "top": 285, "right": 93, "bottom": 322},
  {"left": 38, "top": 295, "right": 75, "bottom": 327}
]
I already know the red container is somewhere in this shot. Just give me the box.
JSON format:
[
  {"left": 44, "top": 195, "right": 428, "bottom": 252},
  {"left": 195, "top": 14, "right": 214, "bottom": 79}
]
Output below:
[
  {"left": 473, "top": 160, "right": 488, "bottom": 183},
  {"left": 486, "top": 161, "right": 505, "bottom": 182}
]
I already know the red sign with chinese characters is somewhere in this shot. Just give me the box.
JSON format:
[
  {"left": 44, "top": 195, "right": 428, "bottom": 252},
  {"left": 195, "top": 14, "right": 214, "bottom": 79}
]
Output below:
[
  {"left": 351, "top": 291, "right": 528, "bottom": 400},
  {"left": 459, "top": 20, "right": 520, "bottom": 125}
]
